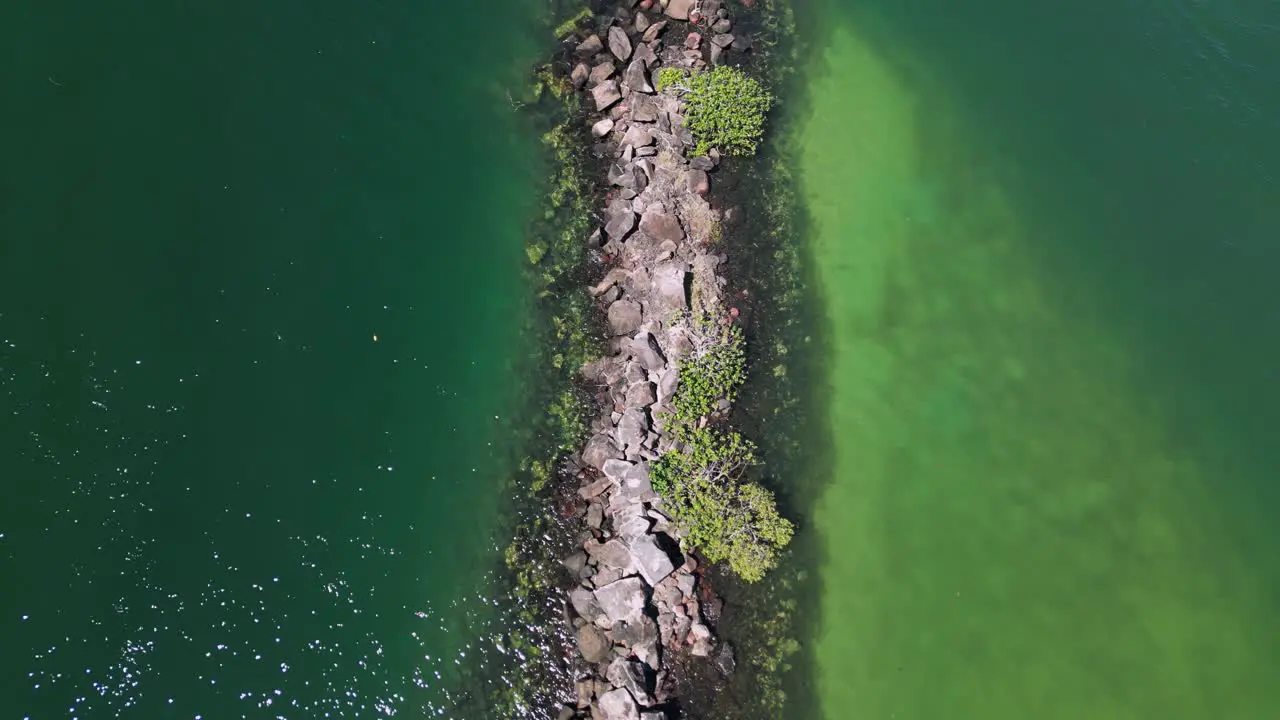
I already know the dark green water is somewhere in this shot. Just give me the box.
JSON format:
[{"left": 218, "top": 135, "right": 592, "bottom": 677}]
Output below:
[
  {"left": 2, "top": 1, "right": 544, "bottom": 716},
  {"left": 799, "top": 0, "right": 1280, "bottom": 717}
]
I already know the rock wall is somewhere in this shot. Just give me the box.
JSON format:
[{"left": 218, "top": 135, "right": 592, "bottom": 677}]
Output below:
[{"left": 556, "top": 1, "right": 749, "bottom": 718}]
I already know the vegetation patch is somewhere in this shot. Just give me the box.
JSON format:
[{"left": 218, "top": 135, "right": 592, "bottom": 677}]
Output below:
[
  {"left": 652, "top": 428, "right": 794, "bottom": 582},
  {"left": 669, "top": 313, "right": 747, "bottom": 424},
  {"left": 658, "top": 65, "right": 774, "bottom": 156}
]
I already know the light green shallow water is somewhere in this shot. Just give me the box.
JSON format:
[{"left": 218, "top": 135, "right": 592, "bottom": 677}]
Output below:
[{"left": 799, "top": 4, "right": 1280, "bottom": 717}]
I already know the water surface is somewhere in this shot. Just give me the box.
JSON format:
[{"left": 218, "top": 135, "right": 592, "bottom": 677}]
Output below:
[
  {"left": 2, "top": 0, "right": 542, "bottom": 716},
  {"left": 798, "top": 0, "right": 1280, "bottom": 716}
]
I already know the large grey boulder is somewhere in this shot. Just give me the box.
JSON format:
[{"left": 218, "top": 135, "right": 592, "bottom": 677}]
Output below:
[
  {"left": 630, "top": 93, "right": 658, "bottom": 123},
  {"left": 596, "top": 688, "right": 640, "bottom": 720},
  {"left": 625, "top": 381, "right": 656, "bottom": 408},
  {"left": 642, "top": 20, "right": 667, "bottom": 44},
  {"left": 616, "top": 408, "right": 649, "bottom": 451},
  {"left": 619, "top": 462, "right": 656, "bottom": 501},
  {"left": 606, "top": 658, "right": 654, "bottom": 706},
  {"left": 604, "top": 205, "right": 637, "bottom": 241},
  {"left": 639, "top": 210, "right": 684, "bottom": 243},
  {"left": 608, "top": 26, "right": 633, "bottom": 61},
  {"left": 577, "top": 623, "right": 611, "bottom": 664},
  {"left": 593, "top": 79, "right": 622, "bottom": 110},
  {"left": 622, "top": 125, "right": 653, "bottom": 149},
  {"left": 615, "top": 514, "right": 651, "bottom": 540},
  {"left": 571, "top": 62, "right": 589, "bottom": 88},
  {"left": 625, "top": 58, "right": 653, "bottom": 94},
  {"left": 607, "top": 300, "right": 643, "bottom": 336},
  {"left": 602, "top": 458, "right": 635, "bottom": 482},
  {"left": 665, "top": 0, "right": 695, "bottom": 21},
  {"left": 589, "top": 60, "right": 616, "bottom": 86},
  {"left": 593, "top": 539, "right": 636, "bottom": 572},
  {"left": 583, "top": 433, "right": 623, "bottom": 470},
  {"left": 629, "top": 533, "right": 676, "bottom": 585},
  {"left": 594, "top": 577, "right": 646, "bottom": 623},
  {"left": 652, "top": 262, "right": 689, "bottom": 310},
  {"left": 613, "top": 613, "right": 661, "bottom": 669},
  {"left": 632, "top": 333, "right": 667, "bottom": 372},
  {"left": 592, "top": 117, "right": 616, "bottom": 138},
  {"left": 576, "top": 34, "right": 603, "bottom": 58},
  {"left": 570, "top": 586, "right": 608, "bottom": 626}
]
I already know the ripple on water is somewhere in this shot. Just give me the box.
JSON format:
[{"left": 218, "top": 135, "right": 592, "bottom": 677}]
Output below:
[{"left": 1, "top": 319, "right": 544, "bottom": 718}]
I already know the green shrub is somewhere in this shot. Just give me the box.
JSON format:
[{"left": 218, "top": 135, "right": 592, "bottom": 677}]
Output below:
[
  {"left": 681, "top": 65, "right": 774, "bottom": 156},
  {"left": 655, "top": 66, "right": 688, "bottom": 93},
  {"left": 651, "top": 428, "right": 794, "bottom": 582},
  {"left": 670, "top": 314, "right": 746, "bottom": 424}
]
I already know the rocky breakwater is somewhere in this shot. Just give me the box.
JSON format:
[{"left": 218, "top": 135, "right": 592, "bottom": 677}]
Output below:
[{"left": 555, "top": 1, "right": 752, "bottom": 719}]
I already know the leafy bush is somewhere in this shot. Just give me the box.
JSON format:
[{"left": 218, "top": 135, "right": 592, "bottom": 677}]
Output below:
[
  {"left": 651, "top": 428, "right": 794, "bottom": 582},
  {"left": 670, "top": 314, "right": 746, "bottom": 424},
  {"left": 681, "top": 65, "right": 773, "bottom": 156},
  {"left": 655, "top": 66, "right": 687, "bottom": 93}
]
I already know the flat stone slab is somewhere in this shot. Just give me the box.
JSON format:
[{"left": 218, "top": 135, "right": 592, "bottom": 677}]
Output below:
[
  {"left": 594, "top": 576, "right": 646, "bottom": 623},
  {"left": 608, "top": 25, "right": 633, "bottom": 61},
  {"left": 592, "top": 79, "right": 622, "bottom": 110},
  {"left": 597, "top": 688, "right": 640, "bottom": 720},
  {"left": 629, "top": 533, "right": 676, "bottom": 585},
  {"left": 639, "top": 210, "right": 683, "bottom": 243}
]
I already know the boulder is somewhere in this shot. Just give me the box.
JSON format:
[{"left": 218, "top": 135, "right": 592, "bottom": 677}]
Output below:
[
  {"left": 712, "top": 33, "right": 734, "bottom": 48},
  {"left": 592, "top": 117, "right": 616, "bottom": 138},
  {"left": 642, "top": 20, "right": 667, "bottom": 43},
  {"left": 629, "top": 533, "right": 676, "bottom": 585},
  {"left": 593, "top": 566, "right": 624, "bottom": 588},
  {"left": 712, "top": 18, "right": 732, "bottom": 33},
  {"left": 607, "top": 300, "right": 643, "bottom": 336},
  {"left": 630, "top": 93, "right": 658, "bottom": 123},
  {"left": 625, "top": 58, "right": 653, "bottom": 94},
  {"left": 571, "top": 62, "right": 590, "bottom": 88},
  {"left": 689, "top": 155, "right": 714, "bottom": 171},
  {"left": 604, "top": 205, "right": 637, "bottom": 241},
  {"left": 596, "top": 688, "right": 640, "bottom": 720},
  {"left": 570, "top": 586, "right": 608, "bottom": 626},
  {"left": 563, "top": 551, "right": 588, "bottom": 576},
  {"left": 593, "top": 539, "right": 636, "bottom": 572},
  {"left": 632, "top": 332, "right": 667, "bottom": 372},
  {"left": 625, "top": 382, "right": 656, "bottom": 408},
  {"left": 579, "top": 475, "right": 613, "bottom": 500},
  {"left": 615, "top": 514, "right": 652, "bottom": 540},
  {"left": 594, "top": 577, "right": 646, "bottom": 623},
  {"left": 612, "top": 611, "right": 659, "bottom": 651},
  {"left": 622, "top": 125, "right": 654, "bottom": 148},
  {"left": 635, "top": 12, "right": 651, "bottom": 33},
  {"left": 684, "top": 32, "right": 702, "bottom": 50},
  {"left": 587, "top": 501, "right": 604, "bottom": 528},
  {"left": 665, "top": 0, "right": 695, "bottom": 21},
  {"left": 576, "top": 34, "right": 604, "bottom": 58},
  {"left": 652, "top": 262, "right": 689, "bottom": 309},
  {"left": 590, "top": 60, "right": 616, "bottom": 86},
  {"left": 608, "top": 26, "right": 633, "bottom": 62},
  {"left": 639, "top": 210, "right": 684, "bottom": 243},
  {"left": 619, "top": 462, "right": 656, "bottom": 501},
  {"left": 577, "top": 623, "right": 611, "bottom": 664},
  {"left": 686, "top": 168, "right": 710, "bottom": 195},
  {"left": 602, "top": 458, "right": 635, "bottom": 482},
  {"left": 617, "top": 408, "right": 649, "bottom": 451},
  {"left": 634, "top": 41, "right": 658, "bottom": 68},
  {"left": 606, "top": 658, "right": 655, "bottom": 706},
  {"left": 583, "top": 433, "right": 623, "bottom": 470},
  {"left": 593, "top": 80, "right": 623, "bottom": 110}
]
